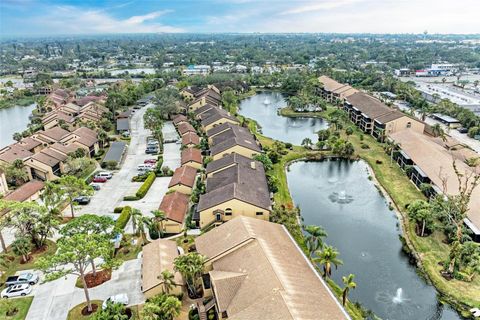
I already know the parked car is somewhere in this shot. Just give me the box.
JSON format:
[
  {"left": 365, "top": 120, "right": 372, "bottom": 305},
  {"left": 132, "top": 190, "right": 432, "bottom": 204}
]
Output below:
[
  {"left": 97, "top": 172, "right": 113, "bottom": 179},
  {"left": 145, "top": 147, "right": 158, "bottom": 154},
  {"left": 457, "top": 127, "right": 468, "bottom": 134},
  {"left": 102, "top": 293, "right": 129, "bottom": 309},
  {"left": 1, "top": 284, "right": 32, "bottom": 298},
  {"left": 5, "top": 272, "right": 39, "bottom": 287},
  {"left": 93, "top": 176, "right": 108, "bottom": 183},
  {"left": 144, "top": 159, "right": 157, "bottom": 164},
  {"left": 73, "top": 196, "right": 90, "bottom": 205},
  {"left": 137, "top": 164, "right": 153, "bottom": 172},
  {"left": 90, "top": 183, "right": 101, "bottom": 191}
]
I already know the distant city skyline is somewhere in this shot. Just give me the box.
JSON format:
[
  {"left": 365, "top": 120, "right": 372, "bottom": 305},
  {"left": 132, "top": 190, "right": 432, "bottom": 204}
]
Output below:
[{"left": 1, "top": 0, "right": 480, "bottom": 35}]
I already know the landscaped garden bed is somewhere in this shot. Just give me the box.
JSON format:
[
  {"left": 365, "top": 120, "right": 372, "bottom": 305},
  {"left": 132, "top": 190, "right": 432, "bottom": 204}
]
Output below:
[{"left": 75, "top": 269, "right": 112, "bottom": 288}]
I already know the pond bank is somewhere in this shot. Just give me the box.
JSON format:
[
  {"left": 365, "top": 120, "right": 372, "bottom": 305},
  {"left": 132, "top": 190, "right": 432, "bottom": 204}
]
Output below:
[{"left": 279, "top": 106, "right": 478, "bottom": 318}]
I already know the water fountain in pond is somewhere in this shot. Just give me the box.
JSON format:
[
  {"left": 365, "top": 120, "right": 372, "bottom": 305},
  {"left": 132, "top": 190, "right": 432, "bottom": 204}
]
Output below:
[
  {"left": 328, "top": 190, "right": 354, "bottom": 204},
  {"left": 392, "top": 288, "right": 405, "bottom": 304}
]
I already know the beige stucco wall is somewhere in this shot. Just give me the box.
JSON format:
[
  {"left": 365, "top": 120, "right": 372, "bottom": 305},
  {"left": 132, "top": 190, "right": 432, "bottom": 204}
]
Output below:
[
  {"left": 143, "top": 282, "right": 183, "bottom": 299},
  {"left": 385, "top": 116, "right": 425, "bottom": 136},
  {"left": 0, "top": 171, "right": 8, "bottom": 195},
  {"left": 163, "top": 220, "right": 183, "bottom": 234},
  {"left": 188, "top": 97, "right": 206, "bottom": 112},
  {"left": 169, "top": 184, "right": 193, "bottom": 195},
  {"left": 212, "top": 146, "right": 260, "bottom": 161},
  {"left": 203, "top": 118, "right": 239, "bottom": 132},
  {"left": 199, "top": 199, "right": 270, "bottom": 229},
  {"left": 183, "top": 161, "right": 202, "bottom": 170},
  {"left": 25, "top": 158, "right": 60, "bottom": 181}
]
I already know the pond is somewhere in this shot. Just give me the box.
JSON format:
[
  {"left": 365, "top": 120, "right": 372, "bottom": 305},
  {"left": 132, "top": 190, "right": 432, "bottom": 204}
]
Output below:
[
  {"left": 238, "top": 91, "right": 329, "bottom": 145},
  {"left": 287, "top": 160, "right": 461, "bottom": 320},
  {"left": 0, "top": 103, "right": 36, "bottom": 148}
]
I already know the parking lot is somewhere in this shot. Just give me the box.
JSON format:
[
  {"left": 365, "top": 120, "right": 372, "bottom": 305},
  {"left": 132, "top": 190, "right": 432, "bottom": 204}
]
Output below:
[
  {"left": 25, "top": 258, "right": 144, "bottom": 320},
  {"left": 74, "top": 108, "right": 181, "bottom": 217}
]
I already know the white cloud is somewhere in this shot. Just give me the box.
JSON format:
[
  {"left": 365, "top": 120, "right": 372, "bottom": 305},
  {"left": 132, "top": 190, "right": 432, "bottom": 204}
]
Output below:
[
  {"left": 279, "top": 0, "right": 363, "bottom": 15},
  {"left": 34, "top": 5, "right": 183, "bottom": 34}
]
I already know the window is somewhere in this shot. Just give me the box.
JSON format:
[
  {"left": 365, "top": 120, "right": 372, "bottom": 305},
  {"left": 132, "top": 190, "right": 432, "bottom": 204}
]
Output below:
[
  {"left": 216, "top": 213, "right": 222, "bottom": 221},
  {"left": 256, "top": 212, "right": 263, "bottom": 216},
  {"left": 406, "top": 122, "right": 412, "bottom": 128},
  {"left": 225, "top": 208, "right": 232, "bottom": 216}
]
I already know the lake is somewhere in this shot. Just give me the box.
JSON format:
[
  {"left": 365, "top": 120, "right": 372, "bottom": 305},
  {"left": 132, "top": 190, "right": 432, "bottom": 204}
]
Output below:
[
  {"left": 287, "top": 160, "right": 461, "bottom": 320},
  {"left": 238, "top": 91, "right": 329, "bottom": 145},
  {"left": 0, "top": 103, "right": 36, "bottom": 148}
]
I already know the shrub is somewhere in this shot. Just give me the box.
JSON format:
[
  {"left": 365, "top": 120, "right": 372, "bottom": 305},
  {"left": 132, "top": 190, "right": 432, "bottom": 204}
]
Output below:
[
  {"left": 105, "top": 160, "right": 118, "bottom": 170},
  {"left": 135, "top": 172, "right": 156, "bottom": 199},
  {"left": 123, "top": 195, "right": 140, "bottom": 201},
  {"left": 361, "top": 143, "right": 370, "bottom": 149},
  {"left": 116, "top": 206, "right": 132, "bottom": 230},
  {"left": 114, "top": 207, "right": 124, "bottom": 213}
]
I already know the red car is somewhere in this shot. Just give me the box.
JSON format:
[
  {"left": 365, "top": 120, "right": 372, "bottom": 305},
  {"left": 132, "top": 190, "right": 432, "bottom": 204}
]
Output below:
[
  {"left": 144, "top": 159, "right": 157, "bottom": 164},
  {"left": 93, "top": 176, "right": 107, "bottom": 183}
]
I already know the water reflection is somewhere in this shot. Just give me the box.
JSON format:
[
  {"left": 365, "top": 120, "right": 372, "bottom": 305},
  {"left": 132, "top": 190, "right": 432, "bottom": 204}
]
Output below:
[{"left": 238, "top": 91, "right": 329, "bottom": 145}]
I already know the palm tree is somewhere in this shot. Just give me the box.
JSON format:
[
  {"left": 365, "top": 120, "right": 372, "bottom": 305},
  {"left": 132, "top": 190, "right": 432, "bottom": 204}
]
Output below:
[
  {"left": 303, "top": 225, "right": 328, "bottom": 259},
  {"left": 138, "top": 216, "right": 149, "bottom": 245},
  {"left": 151, "top": 210, "right": 167, "bottom": 238},
  {"left": 431, "top": 123, "right": 447, "bottom": 142},
  {"left": 314, "top": 245, "right": 343, "bottom": 279},
  {"left": 97, "top": 129, "right": 108, "bottom": 149},
  {"left": 131, "top": 208, "right": 143, "bottom": 236},
  {"left": 159, "top": 270, "right": 176, "bottom": 295},
  {"left": 385, "top": 140, "right": 400, "bottom": 166},
  {"left": 301, "top": 138, "right": 313, "bottom": 149},
  {"left": 174, "top": 253, "right": 206, "bottom": 298},
  {"left": 341, "top": 274, "right": 357, "bottom": 306}
]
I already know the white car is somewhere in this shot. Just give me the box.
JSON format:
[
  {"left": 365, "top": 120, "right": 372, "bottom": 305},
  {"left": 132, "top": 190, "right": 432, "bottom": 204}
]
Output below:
[
  {"left": 102, "top": 293, "right": 129, "bottom": 309},
  {"left": 1, "top": 284, "right": 32, "bottom": 298}
]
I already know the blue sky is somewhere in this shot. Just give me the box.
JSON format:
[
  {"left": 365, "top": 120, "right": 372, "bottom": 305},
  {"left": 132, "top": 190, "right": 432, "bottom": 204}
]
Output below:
[{"left": 1, "top": 0, "right": 480, "bottom": 35}]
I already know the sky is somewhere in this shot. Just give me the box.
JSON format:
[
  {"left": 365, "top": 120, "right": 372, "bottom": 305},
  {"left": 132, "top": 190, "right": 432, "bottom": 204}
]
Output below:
[{"left": 1, "top": 0, "right": 480, "bottom": 36}]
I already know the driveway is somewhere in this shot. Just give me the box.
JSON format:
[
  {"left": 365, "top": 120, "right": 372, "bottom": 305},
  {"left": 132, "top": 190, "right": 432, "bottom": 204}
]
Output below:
[
  {"left": 72, "top": 110, "right": 180, "bottom": 217},
  {"left": 26, "top": 259, "right": 144, "bottom": 320}
]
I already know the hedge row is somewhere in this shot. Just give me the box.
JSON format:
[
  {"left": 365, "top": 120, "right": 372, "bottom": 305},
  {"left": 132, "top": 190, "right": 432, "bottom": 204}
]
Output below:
[
  {"left": 113, "top": 207, "right": 124, "bottom": 213},
  {"left": 116, "top": 206, "right": 131, "bottom": 230},
  {"left": 136, "top": 172, "right": 156, "bottom": 199}
]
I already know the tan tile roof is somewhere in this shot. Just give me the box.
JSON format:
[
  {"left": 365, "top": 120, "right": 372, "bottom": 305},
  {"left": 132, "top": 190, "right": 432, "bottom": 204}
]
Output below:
[
  {"left": 31, "top": 147, "right": 66, "bottom": 167},
  {"left": 181, "top": 147, "right": 202, "bottom": 165},
  {"left": 168, "top": 165, "right": 197, "bottom": 188},
  {"left": 181, "top": 132, "right": 200, "bottom": 146},
  {"left": 195, "top": 217, "right": 349, "bottom": 320},
  {"left": 0, "top": 145, "right": 33, "bottom": 164},
  {"left": 16, "top": 137, "right": 42, "bottom": 151},
  {"left": 390, "top": 130, "right": 480, "bottom": 230},
  {"left": 177, "top": 122, "right": 196, "bottom": 136},
  {"left": 50, "top": 142, "right": 78, "bottom": 156},
  {"left": 38, "top": 127, "right": 70, "bottom": 142},
  {"left": 200, "top": 106, "right": 239, "bottom": 127},
  {"left": 172, "top": 114, "right": 187, "bottom": 125},
  {"left": 4, "top": 180, "right": 44, "bottom": 202},
  {"left": 318, "top": 75, "right": 346, "bottom": 92},
  {"left": 159, "top": 191, "right": 190, "bottom": 224},
  {"left": 346, "top": 92, "right": 393, "bottom": 119},
  {"left": 141, "top": 239, "right": 183, "bottom": 292}
]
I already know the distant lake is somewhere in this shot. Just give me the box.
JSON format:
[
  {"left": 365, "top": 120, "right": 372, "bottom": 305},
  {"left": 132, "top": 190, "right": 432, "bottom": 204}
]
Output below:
[
  {"left": 238, "top": 91, "right": 329, "bottom": 145},
  {"left": 0, "top": 104, "right": 36, "bottom": 148}
]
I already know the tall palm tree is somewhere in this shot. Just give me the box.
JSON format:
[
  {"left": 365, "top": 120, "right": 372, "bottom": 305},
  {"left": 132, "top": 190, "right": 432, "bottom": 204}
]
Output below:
[
  {"left": 151, "top": 210, "right": 166, "bottom": 238},
  {"left": 138, "top": 216, "right": 149, "bottom": 245},
  {"left": 342, "top": 274, "right": 357, "bottom": 306},
  {"left": 131, "top": 208, "right": 143, "bottom": 236},
  {"left": 159, "top": 270, "right": 176, "bottom": 295},
  {"left": 303, "top": 225, "right": 328, "bottom": 259},
  {"left": 431, "top": 123, "right": 447, "bottom": 142},
  {"left": 314, "top": 245, "right": 343, "bottom": 279}
]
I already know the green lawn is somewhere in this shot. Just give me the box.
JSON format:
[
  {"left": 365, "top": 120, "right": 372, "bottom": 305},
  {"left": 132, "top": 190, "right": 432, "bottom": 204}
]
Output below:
[
  {"left": 0, "top": 296, "right": 34, "bottom": 320},
  {"left": 280, "top": 106, "right": 480, "bottom": 314},
  {"left": 0, "top": 240, "right": 57, "bottom": 289}
]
